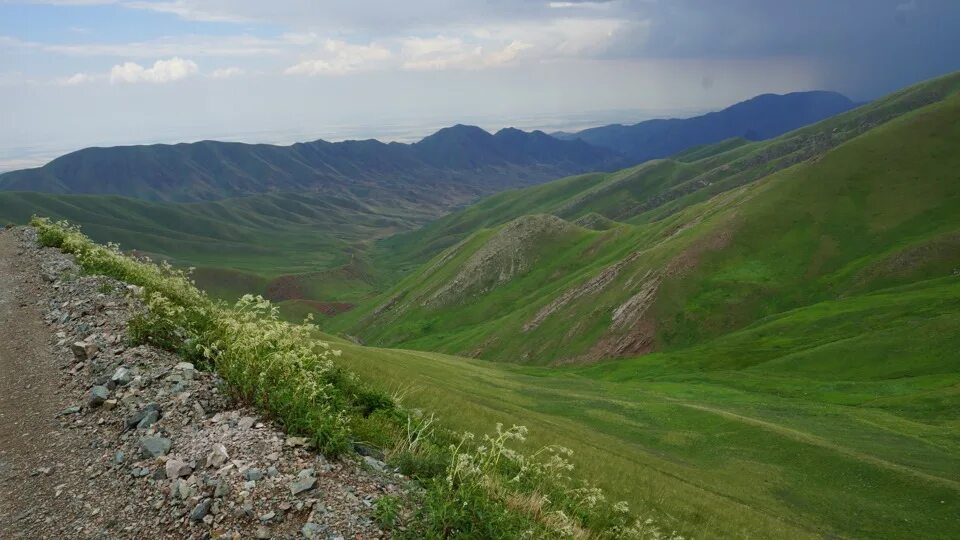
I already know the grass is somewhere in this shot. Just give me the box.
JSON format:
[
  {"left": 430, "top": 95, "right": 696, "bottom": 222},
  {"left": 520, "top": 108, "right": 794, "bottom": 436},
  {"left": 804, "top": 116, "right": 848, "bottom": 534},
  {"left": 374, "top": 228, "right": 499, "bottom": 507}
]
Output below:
[
  {"left": 0, "top": 190, "right": 425, "bottom": 311},
  {"left": 332, "top": 277, "right": 960, "bottom": 539}
]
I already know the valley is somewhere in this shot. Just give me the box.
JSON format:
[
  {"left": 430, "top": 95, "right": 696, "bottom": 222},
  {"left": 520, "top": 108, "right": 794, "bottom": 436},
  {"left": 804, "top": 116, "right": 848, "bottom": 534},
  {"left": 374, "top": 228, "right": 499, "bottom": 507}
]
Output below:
[{"left": 4, "top": 72, "right": 960, "bottom": 538}]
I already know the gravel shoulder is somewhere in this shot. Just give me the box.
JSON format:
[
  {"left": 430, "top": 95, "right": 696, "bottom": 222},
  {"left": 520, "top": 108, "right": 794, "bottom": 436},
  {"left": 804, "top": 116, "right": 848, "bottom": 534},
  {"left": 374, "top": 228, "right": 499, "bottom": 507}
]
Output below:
[{"left": 0, "top": 227, "right": 396, "bottom": 539}]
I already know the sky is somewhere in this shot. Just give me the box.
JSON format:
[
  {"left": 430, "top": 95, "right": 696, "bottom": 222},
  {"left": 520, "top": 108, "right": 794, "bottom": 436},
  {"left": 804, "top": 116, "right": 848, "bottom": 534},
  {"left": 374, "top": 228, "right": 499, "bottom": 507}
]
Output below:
[{"left": 1, "top": 0, "right": 959, "bottom": 170}]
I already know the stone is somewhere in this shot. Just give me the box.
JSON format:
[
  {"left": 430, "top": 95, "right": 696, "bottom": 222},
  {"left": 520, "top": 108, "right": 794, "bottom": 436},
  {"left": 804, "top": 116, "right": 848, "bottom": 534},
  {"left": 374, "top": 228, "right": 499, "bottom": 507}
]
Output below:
[
  {"left": 266, "top": 466, "right": 279, "bottom": 478},
  {"left": 255, "top": 526, "right": 271, "bottom": 539},
  {"left": 259, "top": 512, "right": 275, "bottom": 523},
  {"left": 113, "top": 451, "right": 125, "bottom": 465},
  {"left": 189, "top": 499, "right": 212, "bottom": 522},
  {"left": 244, "top": 468, "right": 263, "bottom": 482},
  {"left": 139, "top": 436, "right": 172, "bottom": 458},
  {"left": 237, "top": 416, "right": 255, "bottom": 430},
  {"left": 290, "top": 475, "right": 316, "bottom": 496},
  {"left": 60, "top": 405, "right": 81, "bottom": 416},
  {"left": 213, "top": 480, "right": 231, "bottom": 498},
  {"left": 71, "top": 341, "right": 98, "bottom": 360},
  {"left": 175, "top": 361, "right": 196, "bottom": 380},
  {"left": 111, "top": 367, "right": 132, "bottom": 386},
  {"left": 102, "top": 399, "right": 118, "bottom": 410},
  {"left": 125, "top": 403, "right": 161, "bottom": 430},
  {"left": 87, "top": 385, "right": 110, "bottom": 407},
  {"left": 206, "top": 444, "right": 229, "bottom": 468},
  {"left": 301, "top": 523, "right": 325, "bottom": 540},
  {"left": 172, "top": 479, "right": 193, "bottom": 500},
  {"left": 136, "top": 409, "right": 160, "bottom": 430},
  {"left": 285, "top": 436, "right": 309, "bottom": 448},
  {"left": 363, "top": 455, "right": 387, "bottom": 472},
  {"left": 165, "top": 459, "right": 193, "bottom": 479}
]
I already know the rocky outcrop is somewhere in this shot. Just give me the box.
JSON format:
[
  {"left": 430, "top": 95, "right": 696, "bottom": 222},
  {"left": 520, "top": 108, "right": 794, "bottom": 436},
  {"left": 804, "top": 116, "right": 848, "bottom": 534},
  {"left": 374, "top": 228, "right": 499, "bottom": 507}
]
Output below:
[{"left": 427, "top": 214, "right": 578, "bottom": 308}]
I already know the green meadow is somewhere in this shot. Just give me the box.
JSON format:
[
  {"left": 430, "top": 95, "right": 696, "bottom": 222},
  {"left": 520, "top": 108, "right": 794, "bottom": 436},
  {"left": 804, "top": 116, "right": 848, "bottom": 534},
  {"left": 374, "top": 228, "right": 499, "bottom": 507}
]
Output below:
[{"left": 333, "top": 277, "right": 960, "bottom": 539}]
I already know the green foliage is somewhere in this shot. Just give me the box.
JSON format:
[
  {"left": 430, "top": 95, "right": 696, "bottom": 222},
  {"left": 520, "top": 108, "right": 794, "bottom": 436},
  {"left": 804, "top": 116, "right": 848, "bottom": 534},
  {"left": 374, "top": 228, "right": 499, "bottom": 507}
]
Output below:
[{"left": 373, "top": 495, "right": 401, "bottom": 529}]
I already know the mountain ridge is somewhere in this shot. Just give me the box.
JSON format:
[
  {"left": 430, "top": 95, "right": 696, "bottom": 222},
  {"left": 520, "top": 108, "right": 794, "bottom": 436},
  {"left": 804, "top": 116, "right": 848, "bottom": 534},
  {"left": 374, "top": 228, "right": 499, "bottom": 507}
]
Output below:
[
  {"left": 0, "top": 126, "right": 627, "bottom": 203},
  {"left": 554, "top": 90, "right": 860, "bottom": 163},
  {"left": 328, "top": 71, "right": 960, "bottom": 365}
]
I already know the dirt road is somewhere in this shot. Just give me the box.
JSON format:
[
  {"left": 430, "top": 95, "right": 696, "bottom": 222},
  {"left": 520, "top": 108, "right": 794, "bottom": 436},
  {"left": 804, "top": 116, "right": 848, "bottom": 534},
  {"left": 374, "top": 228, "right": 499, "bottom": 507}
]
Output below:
[{"left": 0, "top": 228, "right": 120, "bottom": 537}]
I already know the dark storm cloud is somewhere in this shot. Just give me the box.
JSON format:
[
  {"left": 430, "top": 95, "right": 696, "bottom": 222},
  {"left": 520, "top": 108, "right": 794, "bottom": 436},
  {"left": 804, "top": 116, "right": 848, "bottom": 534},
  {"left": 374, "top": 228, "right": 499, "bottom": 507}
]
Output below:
[{"left": 602, "top": 0, "right": 960, "bottom": 97}]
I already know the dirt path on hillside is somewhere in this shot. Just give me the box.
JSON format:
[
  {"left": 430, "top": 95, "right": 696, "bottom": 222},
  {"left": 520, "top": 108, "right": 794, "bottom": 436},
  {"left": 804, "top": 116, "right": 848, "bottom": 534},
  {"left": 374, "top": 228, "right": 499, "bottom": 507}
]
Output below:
[
  {"left": 0, "top": 228, "right": 392, "bottom": 539},
  {"left": 0, "top": 228, "right": 122, "bottom": 537}
]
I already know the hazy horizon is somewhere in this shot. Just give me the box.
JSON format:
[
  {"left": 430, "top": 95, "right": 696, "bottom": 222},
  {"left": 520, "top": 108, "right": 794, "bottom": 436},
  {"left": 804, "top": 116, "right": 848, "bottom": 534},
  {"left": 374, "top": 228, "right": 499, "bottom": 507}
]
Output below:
[
  {"left": 2, "top": 0, "right": 959, "bottom": 172},
  {"left": 0, "top": 103, "right": 712, "bottom": 172}
]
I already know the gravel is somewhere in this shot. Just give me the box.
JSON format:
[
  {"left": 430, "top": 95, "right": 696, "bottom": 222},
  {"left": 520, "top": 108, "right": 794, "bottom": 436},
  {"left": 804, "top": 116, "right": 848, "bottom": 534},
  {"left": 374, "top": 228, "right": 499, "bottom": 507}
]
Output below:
[{"left": 0, "top": 227, "right": 402, "bottom": 539}]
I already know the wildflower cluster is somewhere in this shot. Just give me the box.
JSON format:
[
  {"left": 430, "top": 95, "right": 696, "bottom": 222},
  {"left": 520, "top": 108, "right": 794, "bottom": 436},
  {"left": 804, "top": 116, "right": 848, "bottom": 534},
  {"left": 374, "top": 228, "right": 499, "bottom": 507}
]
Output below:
[{"left": 31, "top": 216, "right": 391, "bottom": 454}]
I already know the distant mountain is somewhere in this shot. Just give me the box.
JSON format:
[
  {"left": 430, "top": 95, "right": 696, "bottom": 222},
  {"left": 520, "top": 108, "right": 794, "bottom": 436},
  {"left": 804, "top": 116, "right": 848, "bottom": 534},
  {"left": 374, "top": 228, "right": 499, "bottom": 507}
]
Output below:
[
  {"left": 0, "top": 125, "right": 626, "bottom": 202},
  {"left": 554, "top": 91, "right": 859, "bottom": 163},
  {"left": 331, "top": 72, "right": 960, "bottom": 364}
]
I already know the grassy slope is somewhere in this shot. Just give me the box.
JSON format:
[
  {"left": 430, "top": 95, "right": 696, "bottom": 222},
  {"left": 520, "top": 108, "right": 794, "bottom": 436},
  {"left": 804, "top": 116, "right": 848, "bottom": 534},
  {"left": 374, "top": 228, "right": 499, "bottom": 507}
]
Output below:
[
  {"left": 0, "top": 190, "right": 431, "bottom": 305},
  {"left": 333, "top": 275, "right": 960, "bottom": 539},
  {"left": 332, "top": 74, "right": 960, "bottom": 366}
]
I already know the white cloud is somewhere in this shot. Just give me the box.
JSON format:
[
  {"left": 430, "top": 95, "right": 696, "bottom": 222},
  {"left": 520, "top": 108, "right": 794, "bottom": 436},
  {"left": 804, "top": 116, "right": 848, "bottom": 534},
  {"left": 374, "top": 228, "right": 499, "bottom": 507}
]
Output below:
[
  {"left": 109, "top": 57, "right": 199, "bottom": 83},
  {"left": 400, "top": 36, "right": 534, "bottom": 71},
  {"left": 121, "top": 0, "right": 253, "bottom": 23},
  {"left": 284, "top": 40, "right": 392, "bottom": 76},
  {"left": 548, "top": 1, "right": 612, "bottom": 9},
  {"left": 59, "top": 72, "right": 95, "bottom": 85},
  {"left": 43, "top": 35, "right": 286, "bottom": 58},
  {"left": 210, "top": 66, "right": 245, "bottom": 79}
]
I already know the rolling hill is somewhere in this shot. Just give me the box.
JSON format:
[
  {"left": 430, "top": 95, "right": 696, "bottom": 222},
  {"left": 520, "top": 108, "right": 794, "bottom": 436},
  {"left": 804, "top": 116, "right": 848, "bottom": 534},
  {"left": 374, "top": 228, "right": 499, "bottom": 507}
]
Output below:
[
  {"left": 329, "top": 71, "right": 960, "bottom": 365},
  {"left": 554, "top": 90, "right": 858, "bottom": 163},
  {"left": 0, "top": 125, "right": 625, "bottom": 202}
]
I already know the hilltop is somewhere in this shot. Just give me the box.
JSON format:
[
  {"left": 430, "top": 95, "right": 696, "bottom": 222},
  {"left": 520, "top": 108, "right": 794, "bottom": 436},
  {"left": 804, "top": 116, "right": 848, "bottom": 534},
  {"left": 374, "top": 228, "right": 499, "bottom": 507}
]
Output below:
[{"left": 554, "top": 90, "right": 858, "bottom": 163}]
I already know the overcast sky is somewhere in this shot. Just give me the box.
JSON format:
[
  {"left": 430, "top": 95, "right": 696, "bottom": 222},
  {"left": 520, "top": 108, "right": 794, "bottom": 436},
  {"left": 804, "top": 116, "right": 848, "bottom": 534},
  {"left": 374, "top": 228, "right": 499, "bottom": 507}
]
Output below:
[{"left": 1, "top": 0, "right": 959, "bottom": 168}]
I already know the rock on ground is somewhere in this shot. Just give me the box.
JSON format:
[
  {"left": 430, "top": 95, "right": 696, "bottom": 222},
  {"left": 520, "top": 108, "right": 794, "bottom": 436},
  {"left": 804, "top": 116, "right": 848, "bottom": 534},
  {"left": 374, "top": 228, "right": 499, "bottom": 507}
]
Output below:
[{"left": 0, "top": 227, "right": 403, "bottom": 539}]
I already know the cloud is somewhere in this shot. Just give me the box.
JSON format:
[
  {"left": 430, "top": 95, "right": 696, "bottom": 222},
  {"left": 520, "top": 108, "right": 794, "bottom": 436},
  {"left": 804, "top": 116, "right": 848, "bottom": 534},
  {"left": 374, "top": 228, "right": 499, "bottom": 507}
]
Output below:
[
  {"left": 121, "top": 0, "right": 254, "bottom": 22},
  {"left": 109, "top": 57, "right": 199, "bottom": 83},
  {"left": 896, "top": 0, "right": 917, "bottom": 11},
  {"left": 59, "top": 72, "right": 95, "bottom": 85},
  {"left": 399, "top": 36, "right": 534, "bottom": 71},
  {"left": 210, "top": 66, "right": 245, "bottom": 79},
  {"left": 284, "top": 40, "right": 392, "bottom": 76},
  {"left": 42, "top": 35, "right": 287, "bottom": 58},
  {"left": 548, "top": 1, "right": 612, "bottom": 9}
]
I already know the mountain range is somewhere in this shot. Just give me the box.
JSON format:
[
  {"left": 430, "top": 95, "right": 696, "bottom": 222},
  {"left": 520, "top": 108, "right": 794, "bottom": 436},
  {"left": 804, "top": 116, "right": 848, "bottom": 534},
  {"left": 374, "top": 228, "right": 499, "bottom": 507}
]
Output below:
[
  {"left": 0, "top": 125, "right": 625, "bottom": 203},
  {"left": 328, "top": 72, "right": 960, "bottom": 364},
  {"left": 0, "top": 91, "right": 858, "bottom": 206},
  {"left": 554, "top": 90, "right": 858, "bottom": 163}
]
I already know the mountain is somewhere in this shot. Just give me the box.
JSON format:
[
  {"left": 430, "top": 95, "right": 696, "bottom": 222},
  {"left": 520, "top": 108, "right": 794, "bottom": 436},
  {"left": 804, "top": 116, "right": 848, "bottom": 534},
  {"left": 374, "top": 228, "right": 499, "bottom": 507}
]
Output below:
[
  {"left": 327, "top": 71, "right": 960, "bottom": 364},
  {"left": 0, "top": 125, "right": 626, "bottom": 202},
  {"left": 554, "top": 90, "right": 858, "bottom": 163}
]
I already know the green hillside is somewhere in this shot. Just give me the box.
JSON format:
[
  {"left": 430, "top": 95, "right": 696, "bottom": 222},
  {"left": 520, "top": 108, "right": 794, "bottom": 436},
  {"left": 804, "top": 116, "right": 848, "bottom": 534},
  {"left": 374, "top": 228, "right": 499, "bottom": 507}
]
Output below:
[
  {"left": 332, "top": 72, "right": 960, "bottom": 365},
  {"left": 334, "top": 276, "right": 960, "bottom": 539},
  {"left": 0, "top": 190, "right": 430, "bottom": 304}
]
